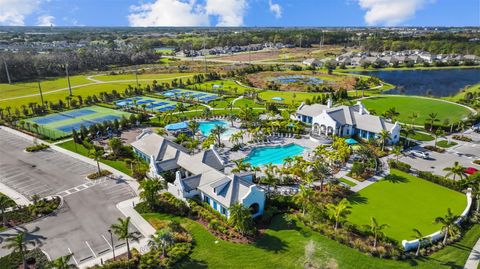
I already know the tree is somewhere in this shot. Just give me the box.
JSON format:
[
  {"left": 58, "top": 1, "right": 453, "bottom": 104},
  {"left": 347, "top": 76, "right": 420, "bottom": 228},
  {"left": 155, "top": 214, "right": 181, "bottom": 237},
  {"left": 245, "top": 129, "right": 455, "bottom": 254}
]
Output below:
[
  {"left": 391, "top": 145, "right": 403, "bottom": 162},
  {"left": 434, "top": 129, "right": 445, "bottom": 149},
  {"left": 88, "top": 148, "right": 104, "bottom": 174},
  {"left": 0, "top": 195, "right": 11, "bottom": 227},
  {"left": 139, "top": 178, "right": 165, "bottom": 209},
  {"left": 463, "top": 173, "right": 480, "bottom": 211},
  {"left": 47, "top": 254, "right": 76, "bottom": 269},
  {"left": 108, "top": 137, "right": 123, "bottom": 158},
  {"left": 434, "top": 208, "right": 459, "bottom": 245},
  {"left": 187, "top": 120, "right": 200, "bottom": 137},
  {"left": 409, "top": 112, "right": 419, "bottom": 127},
  {"left": 378, "top": 130, "right": 391, "bottom": 151},
  {"left": 148, "top": 229, "right": 173, "bottom": 258},
  {"left": 232, "top": 159, "right": 252, "bottom": 173},
  {"left": 295, "top": 185, "right": 314, "bottom": 216},
  {"left": 261, "top": 165, "right": 278, "bottom": 196},
  {"left": 211, "top": 124, "right": 227, "bottom": 146},
  {"left": 363, "top": 217, "right": 389, "bottom": 248},
  {"left": 411, "top": 228, "right": 429, "bottom": 257},
  {"left": 401, "top": 125, "right": 415, "bottom": 147},
  {"left": 3, "top": 232, "right": 35, "bottom": 269},
  {"left": 326, "top": 198, "right": 351, "bottom": 231},
  {"left": 228, "top": 203, "right": 254, "bottom": 236},
  {"left": 427, "top": 113, "right": 439, "bottom": 132},
  {"left": 110, "top": 217, "right": 139, "bottom": 260},
  {"left": 385, "top": 107, "right": 400, "bottom": 122},
  {"left": 443, "top": 161, "right": 467, "bottom": 181},
  {"left": 309, "top": 160, "right": 330, "bottom": 192}
]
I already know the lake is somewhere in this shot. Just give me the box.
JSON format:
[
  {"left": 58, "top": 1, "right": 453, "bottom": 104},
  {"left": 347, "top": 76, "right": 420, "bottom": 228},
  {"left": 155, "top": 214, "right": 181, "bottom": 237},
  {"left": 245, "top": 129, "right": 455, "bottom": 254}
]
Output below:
[{"left": 354, "top": 68, "right": 480, "bottom": 97}]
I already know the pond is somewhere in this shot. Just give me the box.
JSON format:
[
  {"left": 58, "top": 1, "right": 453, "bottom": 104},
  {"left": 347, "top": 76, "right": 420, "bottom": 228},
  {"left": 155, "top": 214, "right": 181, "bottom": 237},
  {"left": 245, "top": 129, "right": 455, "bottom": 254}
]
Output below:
[
  {"left": 270, "top": 75, "right": 323, "bottom": 85},
  {"left": 354, "top": 68, "right": 480, "bottom": 97}
]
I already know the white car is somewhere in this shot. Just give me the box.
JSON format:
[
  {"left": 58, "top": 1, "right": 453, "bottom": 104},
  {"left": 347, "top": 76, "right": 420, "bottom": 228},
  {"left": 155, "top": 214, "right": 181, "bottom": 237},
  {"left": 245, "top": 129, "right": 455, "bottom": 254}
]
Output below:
[{"left": 410, "top": 150, "right": 430, "bottom": 159}]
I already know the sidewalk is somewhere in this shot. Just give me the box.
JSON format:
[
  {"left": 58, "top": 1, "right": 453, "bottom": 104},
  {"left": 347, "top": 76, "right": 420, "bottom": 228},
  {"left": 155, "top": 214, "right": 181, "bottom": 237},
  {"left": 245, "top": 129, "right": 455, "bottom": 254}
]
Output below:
[{"left": 464, "top": 237, "right": 480, "bottom": 269}]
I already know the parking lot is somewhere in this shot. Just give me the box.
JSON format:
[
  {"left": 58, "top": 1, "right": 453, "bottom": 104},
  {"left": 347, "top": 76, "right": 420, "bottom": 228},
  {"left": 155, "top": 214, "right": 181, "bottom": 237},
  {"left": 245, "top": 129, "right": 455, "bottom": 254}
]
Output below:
[{"left": 0, "top": 129, "right": 138, "bottom": 265}]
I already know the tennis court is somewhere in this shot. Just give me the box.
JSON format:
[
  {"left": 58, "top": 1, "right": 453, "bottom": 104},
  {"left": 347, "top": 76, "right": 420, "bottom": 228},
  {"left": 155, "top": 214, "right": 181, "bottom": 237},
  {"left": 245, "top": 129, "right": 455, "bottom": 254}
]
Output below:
[
  {"left": 161, "top": 88, "right": 218, "bottom": 103},
  {"left": 24, "top": 106, "right": 131, "bottom": 139},
  {"left": 115, "top": 96, "right": 180, "bottom": 112}
]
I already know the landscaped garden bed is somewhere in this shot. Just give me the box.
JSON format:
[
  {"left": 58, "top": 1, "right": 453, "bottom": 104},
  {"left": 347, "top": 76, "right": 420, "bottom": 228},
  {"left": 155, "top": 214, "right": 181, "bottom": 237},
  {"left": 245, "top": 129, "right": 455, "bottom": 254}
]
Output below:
[
  {"left": 452, "top": 135, "right": 472, "bottom": 142},
  {"left": 424, "top": 145, "right": 445, "bottom": 153},
  {"left": 435, "top": 140, "right": 458, "bottom": 148},
  {"left": 87, "top": 169, "right": 112, "bottom": 180},
  {"left": 3, "top": 196, "right": 61, "bottom": 229},
  {"left": 25, "top": 143, "right": 50, "bottom": 152}
]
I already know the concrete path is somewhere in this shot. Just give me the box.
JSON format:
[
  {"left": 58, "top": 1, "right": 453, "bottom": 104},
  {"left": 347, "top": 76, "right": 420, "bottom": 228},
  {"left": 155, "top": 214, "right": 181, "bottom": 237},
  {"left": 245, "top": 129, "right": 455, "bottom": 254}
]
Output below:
[
  {"left": 0, "top": 182, "right": 31, "bottom": 206},
  {"left": 334, "top": 156, "right": 391, "bottom": 192},
  {"left": 464, "top": 237, "right": 480, "bottom": 269}
]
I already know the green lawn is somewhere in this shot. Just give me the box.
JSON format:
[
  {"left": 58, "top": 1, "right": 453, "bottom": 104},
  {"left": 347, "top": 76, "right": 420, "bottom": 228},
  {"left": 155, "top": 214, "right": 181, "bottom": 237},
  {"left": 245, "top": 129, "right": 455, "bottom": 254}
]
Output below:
[
  {"left": 93, "top": 72, "right": 195, "bottom": 82},
  {"left": 57, "top": 140, "right": 133, "bottom": 176},
  {"left": 259, "top": 91, "right": 324, "bottom": 105},
  {"left": 409, "top": 131, "right": 435, "bottom": 141},
  {"left": 142, "top": 212, "right": 479, "bottom": 269},
  {"left": 361, "top": 96, "right": 472, "bottom": 124},
  {"left": 348, "top": 169, "right": 467, "bottom": 242},
  {"left": 189, "top": 80, "right": 252, "bottom": 94},
  {"left": 0, "top": 75, "right": 92, "bottom": 98},
  {"left": 339, "top": 177, "right": 357, "bottom": 187},
  {"left": 436, "top": 140, "right": 458, "bottom": 148}
]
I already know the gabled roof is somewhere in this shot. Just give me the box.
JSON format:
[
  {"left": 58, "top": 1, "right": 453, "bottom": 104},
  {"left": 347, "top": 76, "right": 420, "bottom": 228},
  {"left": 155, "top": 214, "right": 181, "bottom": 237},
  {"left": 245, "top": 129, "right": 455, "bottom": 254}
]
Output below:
[
  {"left": 131, "top": 133, "right": 188, "bottom": 161},
  {"left": 198, "top": 174, "right": 255, "bottom": 208},
  {"left": 296, "top": 103, "right": 328, "bottom": 117}
]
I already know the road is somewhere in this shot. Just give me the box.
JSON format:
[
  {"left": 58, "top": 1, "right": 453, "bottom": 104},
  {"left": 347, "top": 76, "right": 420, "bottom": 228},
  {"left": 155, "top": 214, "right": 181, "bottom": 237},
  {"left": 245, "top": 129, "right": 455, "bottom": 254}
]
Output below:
[{"left": 0, "top": 128, "right": 138, "bottom": 265}]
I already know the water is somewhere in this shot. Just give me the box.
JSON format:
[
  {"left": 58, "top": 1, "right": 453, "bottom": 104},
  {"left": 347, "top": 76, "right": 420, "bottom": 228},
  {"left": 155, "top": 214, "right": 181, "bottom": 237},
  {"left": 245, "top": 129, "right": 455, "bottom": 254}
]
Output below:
[
  {"left": 270, "top": 75, "right": 324, "bottom": 85},
  {"left": 244, "top": 143, "right": 305, "bottom": 167},
  {"left": 354, "top": 68, "right": 480, "bottom": 97},
  {"left": 199, "top": 120, "right": 235, "bottom": 138}
]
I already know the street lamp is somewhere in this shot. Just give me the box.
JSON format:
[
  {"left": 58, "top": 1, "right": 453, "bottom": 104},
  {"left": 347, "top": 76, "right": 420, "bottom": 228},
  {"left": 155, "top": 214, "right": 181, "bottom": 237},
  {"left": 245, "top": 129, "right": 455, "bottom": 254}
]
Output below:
[{"left": 108, "top": 229, "right": 116, "bottom": 261}]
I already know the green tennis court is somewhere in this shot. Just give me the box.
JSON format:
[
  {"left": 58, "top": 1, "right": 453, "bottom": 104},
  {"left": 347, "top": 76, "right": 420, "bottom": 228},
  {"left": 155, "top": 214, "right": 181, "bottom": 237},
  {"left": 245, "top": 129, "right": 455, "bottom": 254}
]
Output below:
[{"left": 24, "top": 106, "right": 131, "bottom": 139}]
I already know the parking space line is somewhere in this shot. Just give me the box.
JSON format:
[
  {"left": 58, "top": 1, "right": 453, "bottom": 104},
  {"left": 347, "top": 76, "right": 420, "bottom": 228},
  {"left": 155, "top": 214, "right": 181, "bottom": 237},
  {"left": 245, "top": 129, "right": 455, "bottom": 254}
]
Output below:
[
  {"left": 101, "top": 234, "right": 112, "bottom": 249},
  {"left": 85, "top": 241, "right": 97, "bottom": 258},
  {"left": 68, "top": 248, "right": 79, "bottom": 266}
]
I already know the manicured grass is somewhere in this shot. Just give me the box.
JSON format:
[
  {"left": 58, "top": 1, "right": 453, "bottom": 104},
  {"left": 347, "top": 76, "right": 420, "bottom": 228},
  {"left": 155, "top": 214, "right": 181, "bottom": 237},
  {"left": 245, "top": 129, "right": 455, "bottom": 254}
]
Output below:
[
  {"left": 361, "top": 95, "right": 472, "bottom": 124},
  {"left": 142, "top": 212, "right": 479, "bottom": 269},
  {"left": 189, "top": 80, "right": 251, "bottom": 94},
  {"left": 234, "top": 98, "right": 265, "bottom": 108},
  {"left": 409, "top": 131, "right": 434, "bottom": 141},
  {"left": 449, "top": 82, "right": 480, "bottom": 101},
  {"left": 93, "top": 73, "right": 195, "bottom": 82},
  {"left": 436, "top": 140, "right": 458, "bottom": 148},
  {"left": 259, "top": 90, "right": 324, "bottom": 105},
  {"left": 0, "top": 75, "right": 92, "bottom": 98},
  {"left": 348, "top": 169, "right": 467, "bottom": 242},
  {"left": 57, "top": 140, "right": 132, "bottom": 176},
  {"left": 339, "top": 177, "right": 357, "bottom": 187}
]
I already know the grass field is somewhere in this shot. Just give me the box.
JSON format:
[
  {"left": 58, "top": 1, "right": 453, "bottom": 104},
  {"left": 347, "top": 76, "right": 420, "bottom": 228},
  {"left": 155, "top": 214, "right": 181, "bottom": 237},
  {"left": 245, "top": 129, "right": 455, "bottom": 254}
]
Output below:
[
  {"left": 188, "top": 80, "right": 252, "bottom": 94},
  {"left": 0, "top": 75, "right": 92, "bottom": 98},
  {"left": 410, "top": 131, "right": 435, "bottom": 141},
  {"left": 259, "top": 90, "right": 324, "bottom": 105},
  {"left": 143, "top": 212, "right": 479, "bottom": 269},
  {"left": 93, "top": 72, "right": 195, "bottom": 82},
  {"left": 339, "top": 177, "right": 357, "bottom": 187},
  {"left": 436, "top": 140, "right": 458, "bottom": 148},
  {"left": 24, "top": 106, "right": 130, "bottom": 139},
  {"left": 348, "top": 169, "right": 467, "bottom": 241},
  {"left": 361, "top": 95, "right": 472, "bottom": 124}
]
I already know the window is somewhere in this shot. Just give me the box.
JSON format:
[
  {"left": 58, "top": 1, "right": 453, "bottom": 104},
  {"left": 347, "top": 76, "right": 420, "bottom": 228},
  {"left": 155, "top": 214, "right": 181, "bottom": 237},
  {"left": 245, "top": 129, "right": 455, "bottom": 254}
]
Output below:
[
  {"left": 213, "top": 201, "right": 217, "bottom": 210},
  {"left": 346, "top": 129, "right": 349, "bottom": 135},
  {"left": 221, "top": 207, "right": 227, "bottom": 215},
  {"left": 203, "top": 195, "right": 210, "bottom": 204}
]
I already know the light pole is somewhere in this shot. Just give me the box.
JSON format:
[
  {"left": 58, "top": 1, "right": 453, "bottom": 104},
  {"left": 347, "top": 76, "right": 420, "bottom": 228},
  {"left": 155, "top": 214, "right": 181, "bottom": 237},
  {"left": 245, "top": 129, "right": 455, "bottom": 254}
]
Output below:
[{"left": 108, "top": 229, "right": 116, "bottom": 260}]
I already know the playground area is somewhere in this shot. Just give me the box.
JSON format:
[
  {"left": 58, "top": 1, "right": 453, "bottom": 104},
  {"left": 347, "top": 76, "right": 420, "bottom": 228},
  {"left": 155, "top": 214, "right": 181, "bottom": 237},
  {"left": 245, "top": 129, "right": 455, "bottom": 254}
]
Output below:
[
  {"left": 115, "top": 96, "right": 179, "bottom": 112},
  {"left": 24, "top": 106, "right": 131, "bottom": 139},
  {"left": 161, "top": 88, "right": 219, "bottom": 102}
]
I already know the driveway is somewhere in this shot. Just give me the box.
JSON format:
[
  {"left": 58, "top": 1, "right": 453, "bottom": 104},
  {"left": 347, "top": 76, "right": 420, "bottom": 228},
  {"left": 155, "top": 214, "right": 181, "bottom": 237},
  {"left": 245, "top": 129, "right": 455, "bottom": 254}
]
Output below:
[{"left": 0, "top": 129, "right": 138, "bottom": 265}]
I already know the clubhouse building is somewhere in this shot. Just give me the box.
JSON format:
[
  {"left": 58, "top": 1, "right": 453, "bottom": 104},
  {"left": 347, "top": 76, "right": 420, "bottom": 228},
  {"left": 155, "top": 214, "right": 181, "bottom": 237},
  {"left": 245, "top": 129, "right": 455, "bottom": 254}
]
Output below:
[
  {"left": 131, "top": 132, "right": 265, "bottom": 218},
  {"left": 294, "top": 99, "right": 401, "bottom": 144}
]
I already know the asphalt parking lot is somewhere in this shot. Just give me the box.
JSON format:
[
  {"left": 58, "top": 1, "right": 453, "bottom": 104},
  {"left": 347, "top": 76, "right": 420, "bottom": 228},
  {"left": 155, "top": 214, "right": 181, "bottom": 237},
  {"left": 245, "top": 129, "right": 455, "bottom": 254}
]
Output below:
[{"left": 0, "top": 129, "right": 138, "bottom": 264}]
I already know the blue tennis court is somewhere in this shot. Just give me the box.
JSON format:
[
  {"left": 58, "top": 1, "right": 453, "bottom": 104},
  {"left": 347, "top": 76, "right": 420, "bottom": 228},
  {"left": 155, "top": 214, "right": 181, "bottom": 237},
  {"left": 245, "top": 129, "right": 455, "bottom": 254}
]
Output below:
[
  {"left": 115, "top": 96, "right": 179, "bottom": 112},
  {"left": 56, "top": 115, "right": 122, "bottom": 133},
  {"left": 61, "top": 109, "right": 96, "bottom": 118},
  {"left": 162, "top": 88, "right": 218, "bottom": 103}
]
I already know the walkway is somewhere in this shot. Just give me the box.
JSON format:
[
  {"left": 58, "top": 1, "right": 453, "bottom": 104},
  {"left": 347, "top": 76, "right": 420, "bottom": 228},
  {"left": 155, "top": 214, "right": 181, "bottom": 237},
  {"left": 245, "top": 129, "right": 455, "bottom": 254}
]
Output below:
[
  {"left": 334, "top": 156, "right": 391, "bottom": 192},
  {"left": 464, "top": 237, "right": 480, "bottom": 269}
]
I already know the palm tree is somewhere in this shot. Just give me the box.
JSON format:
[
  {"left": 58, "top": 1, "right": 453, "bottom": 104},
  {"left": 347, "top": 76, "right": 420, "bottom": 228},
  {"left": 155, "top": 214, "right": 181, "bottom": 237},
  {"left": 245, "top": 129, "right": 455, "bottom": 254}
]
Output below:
[
  {"left": 211, "top": 124, "right": 227, "bottom": 146},
  {"left": 363, "top": 217, "right": 389, "bottom": 248},
  {"left": 385, "top": 107, "right": 400, "bottom": 122},
  {"left": 412, "top": 228, "right": 430, "bottom": 257},
  {"left": 401, "top": 125, "right": 415, "bottom": 147},
  {"left": 391, "top": 145, "right": 403, "bottom": 162},
  {"left": 261, "top": 168, "right": 278, "bottom": 197},
  {"left": 463, "top": 175, "right": 480, "bottom": 212},
  {"left": 203, "top": 107, "right": 212, "bottom": 120},
  {"left": 309, "top": 160, "right": 330, "bottom": 192},
  {"left": 156, "top": 128, "right": 167, "bottom": 136},
  {"left": 0, "top": 195, "right": 11, "bottom": 227},
  {"left": 3, "top": 232, "right": 35, "bottom": 269},
  {"left": 47, "top": 253, "right": 76, "bottom": 269},
  {"left": 294, "top": 185, "right": 314, "bottom": 216},
  {"left": 88, "top": 148, "right": 104, "bottom": 174},
  {"left": 148, "top": 229, "right": 173, "bottom": 257},
  {"left": 434, "top": 129, "right": 445, "bottom": 149},
  {"left": 326, "top": 198, "right": 351, "bottom": 231},
  {"left": 139, "top": 178, "right": 165, "bottom": 209},
  {"left": 378, "top": 130, "right": 391, "bottom": 151},
  {"left": 427, "top": 113, "right": 439, "bottom": 132},
  {"left": 110, "top": 217, "right": 139, "bottom": 260},
  {"left": 187, "top": 120, "right": 200, "bottom": 137},
  {"left": 409, "top": 112, "right": 419, "bottom": 127},
  {"left": 232, "top": 159, "right": 251, "bottom": 173},
  {"left": 434, "top": 208, "right": 459, "bottom": 245},
  {"left": 228, "top": 203, "right": 254, "bottom": 236},
  {"left": 443, "top": 161, "right": 467, "bottom": 181}
]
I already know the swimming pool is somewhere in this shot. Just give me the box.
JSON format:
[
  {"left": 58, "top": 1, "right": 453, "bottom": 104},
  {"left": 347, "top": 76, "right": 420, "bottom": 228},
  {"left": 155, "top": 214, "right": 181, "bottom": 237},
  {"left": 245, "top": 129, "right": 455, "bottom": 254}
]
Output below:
[
  {"left": 244, "top": 143, "right": 305, "bottom": 167},
  {"left": 199, "top": 120, "right": 235, "bottom": 138}
]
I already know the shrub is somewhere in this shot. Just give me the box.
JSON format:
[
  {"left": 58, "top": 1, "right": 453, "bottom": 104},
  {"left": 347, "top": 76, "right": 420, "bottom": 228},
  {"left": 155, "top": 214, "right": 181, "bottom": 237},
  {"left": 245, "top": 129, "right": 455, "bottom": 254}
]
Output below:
[
  {"left": 416, "top": 171, "right": 464, "bottom": 191},
  {"left": 0, "top": 248, "right": 48, "bottom": 269},
  {"left": 165, "top": 242, "right": 193, "bottom": 267},
  {"left": 87, "top": 170, "right": 112, "bottom": 180},
  {"left": 424, "top": 145, "right": 445, "bottom": 153},
  {"left": 388, "top": 160, "right": 411, "bottom": 173},
  {"left": 474, "top": 160, "right": 480, "bottom": 165},
  {"left": 25, "top": 143, "right": 49, "bottom": 152},
  {"left": 452, "top": 135, "right": 472, "bottom": 142}
]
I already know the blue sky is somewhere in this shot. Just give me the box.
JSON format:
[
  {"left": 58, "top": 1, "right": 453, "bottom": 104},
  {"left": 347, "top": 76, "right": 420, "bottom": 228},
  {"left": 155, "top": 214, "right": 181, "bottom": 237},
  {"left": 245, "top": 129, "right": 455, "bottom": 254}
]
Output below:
[{"left": 1, "top": 0, "right": 479, "bottom": 27}]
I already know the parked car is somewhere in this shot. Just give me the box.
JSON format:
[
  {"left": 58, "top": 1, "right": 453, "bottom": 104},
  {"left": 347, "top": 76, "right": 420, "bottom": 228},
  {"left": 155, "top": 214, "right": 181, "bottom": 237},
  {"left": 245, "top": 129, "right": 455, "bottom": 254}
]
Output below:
[
  {"left": 410, "top": 150, "right": 430, "bottom": 159},
  {"left": 465, "top": 167, "right": 478, "bottom": 175}
]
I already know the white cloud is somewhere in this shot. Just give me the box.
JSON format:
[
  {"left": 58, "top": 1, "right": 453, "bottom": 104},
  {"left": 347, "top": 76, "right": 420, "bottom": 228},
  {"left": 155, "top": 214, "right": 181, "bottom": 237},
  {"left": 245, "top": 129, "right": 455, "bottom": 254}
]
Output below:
[
  {"left": 128, "top": 0, "right": 209, "bottom": 27},
  {"left": 268, "top": 0, "right": 282, "bottom": 19},
  {"left": 37, "top": 15, "right": 55, "bottom": 26},
  {"left": 357, "top": 0, "right": 433, "bottom": 26},
  {"left": 0, "top": 0, "right": 42, "bottom": 26},
  {"left": 128, "top": 0, "right": 248, "bottom": 27}
]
